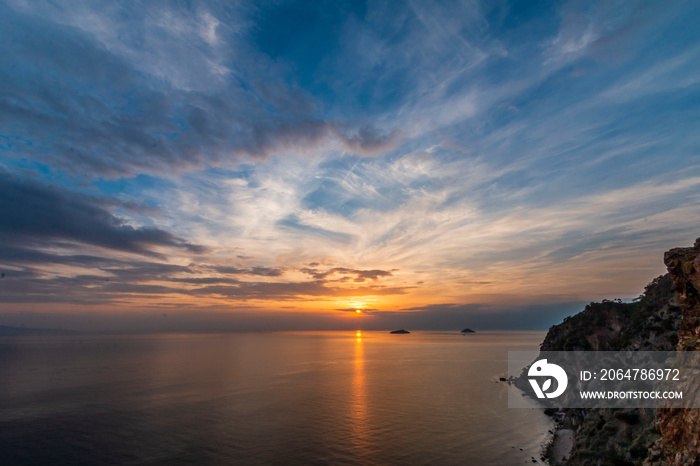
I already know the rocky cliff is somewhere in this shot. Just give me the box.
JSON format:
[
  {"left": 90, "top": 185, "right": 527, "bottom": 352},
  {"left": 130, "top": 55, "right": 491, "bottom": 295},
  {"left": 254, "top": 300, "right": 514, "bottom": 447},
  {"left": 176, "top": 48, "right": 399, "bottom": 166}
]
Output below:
[
  {"left": 538, "top": 238, "right": 700, "bottom": 465},
  {"left": 656, "top": 239, "right": 700, "bottom": 465},
  {"left": 540, "top": 274, "right": 681, "bottom": 465},
  {"left": 664, "top": 238, "right": 700, "bottom": 351}
]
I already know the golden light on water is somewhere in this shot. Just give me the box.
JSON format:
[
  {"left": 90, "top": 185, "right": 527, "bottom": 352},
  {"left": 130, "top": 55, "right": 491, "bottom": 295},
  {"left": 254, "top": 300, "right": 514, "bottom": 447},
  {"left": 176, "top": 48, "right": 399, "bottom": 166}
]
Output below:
[{"left": 352, "top": 331, "right": 369, "bottom": 455}]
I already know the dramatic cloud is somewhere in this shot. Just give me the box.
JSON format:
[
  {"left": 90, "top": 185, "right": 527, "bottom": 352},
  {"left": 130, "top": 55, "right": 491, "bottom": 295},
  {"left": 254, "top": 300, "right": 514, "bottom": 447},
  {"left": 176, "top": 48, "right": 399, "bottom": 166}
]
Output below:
[
  {"left": 0, "top": 268, "right": 410, "bottom": 304},
  {"left": 211, "top": 266, "right": 285, "bottom": 277},
  {"left": 1, "top": 0, "right": 699, "bottom": 331},
  {"left": 337, "top": 125, "right": 404, "bottom": 157},
  {"left": 300, "top": 268, "right": 394, "bottom": 282},
  {"left": 0, "top": 173, "right": 204, "bottom": 258},
  {"left": 0, "top": 2, "right": 402, "bottom": 179}
]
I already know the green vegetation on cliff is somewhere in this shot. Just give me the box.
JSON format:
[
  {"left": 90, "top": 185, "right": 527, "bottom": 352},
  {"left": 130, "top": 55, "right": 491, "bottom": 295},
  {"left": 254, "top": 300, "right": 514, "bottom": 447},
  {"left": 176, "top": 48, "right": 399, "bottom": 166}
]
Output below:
[
  {"left": 541, "top": 274, "right": 681, "bottom": 353},
  {"left": 538, "top": 264, "right": 694, "bottom": 465}
]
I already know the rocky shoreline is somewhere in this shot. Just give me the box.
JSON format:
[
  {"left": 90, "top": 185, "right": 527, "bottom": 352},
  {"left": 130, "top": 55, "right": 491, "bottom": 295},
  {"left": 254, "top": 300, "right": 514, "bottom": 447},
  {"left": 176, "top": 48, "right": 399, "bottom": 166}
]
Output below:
[{"left": 546, "top": 427, "right": 574, "bottom": 465}]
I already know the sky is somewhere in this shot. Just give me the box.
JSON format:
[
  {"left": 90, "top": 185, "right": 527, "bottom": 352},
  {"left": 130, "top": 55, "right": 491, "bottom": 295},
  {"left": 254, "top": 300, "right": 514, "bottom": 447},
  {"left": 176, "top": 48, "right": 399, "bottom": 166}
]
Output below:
[{"left": 1, "top": 0, "right": 699, "bottom": 332}]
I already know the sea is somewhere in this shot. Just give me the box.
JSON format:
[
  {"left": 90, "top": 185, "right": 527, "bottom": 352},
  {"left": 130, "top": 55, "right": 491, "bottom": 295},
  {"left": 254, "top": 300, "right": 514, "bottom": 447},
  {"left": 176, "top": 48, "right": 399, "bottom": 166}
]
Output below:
[{"left": 0, "top": 331, "right": 551, "bottom": 465}]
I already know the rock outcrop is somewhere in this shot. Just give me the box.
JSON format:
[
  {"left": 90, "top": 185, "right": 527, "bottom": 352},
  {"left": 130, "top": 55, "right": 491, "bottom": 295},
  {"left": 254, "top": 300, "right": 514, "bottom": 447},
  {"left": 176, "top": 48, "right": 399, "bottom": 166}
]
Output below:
[
  {"left": 664, "top": 238, "right": 700, "bottom": 351},
  {"left": 656, "top": 238, "right": 700, "bottom": 465}
]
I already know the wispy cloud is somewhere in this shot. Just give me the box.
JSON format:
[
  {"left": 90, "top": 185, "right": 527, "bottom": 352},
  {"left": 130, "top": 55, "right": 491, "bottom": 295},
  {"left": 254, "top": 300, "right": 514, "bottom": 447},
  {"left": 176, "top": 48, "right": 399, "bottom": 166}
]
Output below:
[{"left": 1, "top": 0, "right": 699, "bottom": 330}]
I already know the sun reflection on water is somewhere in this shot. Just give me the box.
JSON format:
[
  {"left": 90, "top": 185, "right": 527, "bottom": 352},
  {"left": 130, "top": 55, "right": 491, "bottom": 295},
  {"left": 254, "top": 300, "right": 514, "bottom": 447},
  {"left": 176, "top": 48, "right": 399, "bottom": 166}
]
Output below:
[{"left": 351, "top": 331, "right": 371, "bottom": 458}]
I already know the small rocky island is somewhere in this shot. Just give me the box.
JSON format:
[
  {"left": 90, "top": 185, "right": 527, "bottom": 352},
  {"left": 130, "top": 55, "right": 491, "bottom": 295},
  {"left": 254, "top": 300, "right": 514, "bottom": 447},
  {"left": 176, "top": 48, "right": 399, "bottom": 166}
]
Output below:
[
  {"left": 460, "top": 328, "right": 475, "bottom": 333},
  {"left": 389, "top": 329, "right": 410, "bottom": 334}
]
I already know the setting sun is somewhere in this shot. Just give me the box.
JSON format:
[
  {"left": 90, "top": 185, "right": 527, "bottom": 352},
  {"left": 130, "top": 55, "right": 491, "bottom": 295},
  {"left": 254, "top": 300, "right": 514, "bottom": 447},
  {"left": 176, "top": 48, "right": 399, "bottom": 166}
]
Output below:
[{"left": 356, "top": 309, "right": 361, "bottom": 314}]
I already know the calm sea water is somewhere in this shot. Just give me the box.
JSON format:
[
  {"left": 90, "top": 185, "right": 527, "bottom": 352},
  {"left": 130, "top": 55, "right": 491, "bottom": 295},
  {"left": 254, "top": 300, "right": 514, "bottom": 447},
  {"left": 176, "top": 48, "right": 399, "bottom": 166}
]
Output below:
[{"left": 0, "top": 331, "right": 550, "bottom": 465}]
